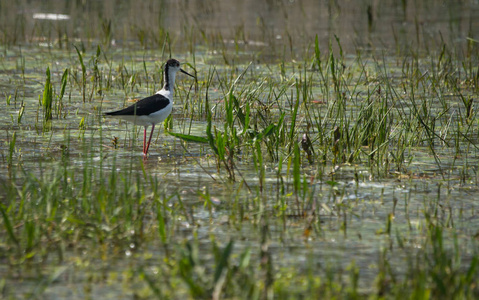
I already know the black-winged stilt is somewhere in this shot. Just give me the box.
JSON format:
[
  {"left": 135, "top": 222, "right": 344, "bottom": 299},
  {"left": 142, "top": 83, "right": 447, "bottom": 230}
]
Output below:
[{"left": 105, "top": 58, "right": 195, "bottom": 156}]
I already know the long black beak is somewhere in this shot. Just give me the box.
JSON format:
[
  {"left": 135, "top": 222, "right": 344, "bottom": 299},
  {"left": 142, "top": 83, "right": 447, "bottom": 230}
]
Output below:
[{"left": 180, "top": 68, "right": 195, "bottom": 78}]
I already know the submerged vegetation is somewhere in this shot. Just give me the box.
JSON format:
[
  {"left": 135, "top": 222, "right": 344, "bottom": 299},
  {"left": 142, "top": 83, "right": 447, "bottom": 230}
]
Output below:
[{"left": 1, "top": 0, "right": 479, "bottom": 298}]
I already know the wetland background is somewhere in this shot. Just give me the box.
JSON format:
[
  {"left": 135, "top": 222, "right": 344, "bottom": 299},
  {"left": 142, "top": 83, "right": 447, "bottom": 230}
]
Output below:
[{"left": 1, "top": 0, "right": 479, "bottom": 298}]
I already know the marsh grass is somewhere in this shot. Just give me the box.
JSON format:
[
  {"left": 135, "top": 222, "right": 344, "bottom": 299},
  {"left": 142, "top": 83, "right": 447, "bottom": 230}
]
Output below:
[{"left": 1, "top": 5, "right": 479, "bottom": 298}]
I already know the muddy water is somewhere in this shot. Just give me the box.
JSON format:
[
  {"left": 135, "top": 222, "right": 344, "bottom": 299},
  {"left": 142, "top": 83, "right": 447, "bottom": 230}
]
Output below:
[{"left": 2, "top": 0, "right": 478, "bottom": 53}]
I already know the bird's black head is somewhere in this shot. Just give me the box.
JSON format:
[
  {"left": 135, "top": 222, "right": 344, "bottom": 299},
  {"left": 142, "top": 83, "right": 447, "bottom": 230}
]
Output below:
[
  {"left": 164, "top": 58, "right": 195, "bottom": 79},
  {"left": 165, "top": 59, "right": 181, "bottom": 70}
]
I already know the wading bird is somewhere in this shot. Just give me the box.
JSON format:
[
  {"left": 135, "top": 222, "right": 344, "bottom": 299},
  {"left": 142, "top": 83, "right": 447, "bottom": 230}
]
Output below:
[{"left": 105, "top": 58, "right": 195, "bottom": 156}]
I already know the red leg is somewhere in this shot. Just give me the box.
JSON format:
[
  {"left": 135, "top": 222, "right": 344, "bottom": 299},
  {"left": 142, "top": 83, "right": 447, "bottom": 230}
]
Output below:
[
  {"left": 144, "top": 124, "right": 156, "bottom": 155},
  {"left": 143, "top": 127, "right": 148, "bottom": 155}
]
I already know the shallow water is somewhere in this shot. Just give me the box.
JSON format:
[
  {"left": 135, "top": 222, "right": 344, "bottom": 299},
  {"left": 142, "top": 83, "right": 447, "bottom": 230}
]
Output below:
[
  {"left": 3, "top": 0, "right": 478, "bottom": 53},
  {"left": 1, "top": 0, "right": 479, "bottom": 298}
]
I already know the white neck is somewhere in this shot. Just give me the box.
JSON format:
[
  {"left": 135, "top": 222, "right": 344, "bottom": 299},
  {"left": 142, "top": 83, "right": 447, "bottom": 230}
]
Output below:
[{"left": 163, "top": 68, "right": 178, "bottom": 93}]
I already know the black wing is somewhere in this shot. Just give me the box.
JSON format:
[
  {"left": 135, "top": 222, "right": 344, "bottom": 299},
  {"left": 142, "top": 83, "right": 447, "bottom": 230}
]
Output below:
[{"left": 105, "top": 94, "right": 170, "bottom": 116}]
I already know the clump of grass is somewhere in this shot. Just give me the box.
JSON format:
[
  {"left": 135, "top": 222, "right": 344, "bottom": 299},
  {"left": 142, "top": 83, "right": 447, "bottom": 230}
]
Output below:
[{"left": 17, "top": 101, "right": 25, "bottom": 124}]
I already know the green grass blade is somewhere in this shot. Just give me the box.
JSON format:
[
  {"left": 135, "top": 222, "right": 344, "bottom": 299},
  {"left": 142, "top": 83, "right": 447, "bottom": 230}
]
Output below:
[
  {"left": 42, "top": 67, "right": 53, "bottom": 121},
  {"left": 293, "top": 142, "right": 300, "bottom": 194},
  {"left": 256, "top": 124, "right": 276, "bottom": 141},
  {"left": 73, "top": 44, "right": 86, "bottom": 102},
  {"left": 205, "top": 96, "right": 218, "bottom": 155},
  {"left": 157, "top": 201, "right": 167, "bottom": 244},
  {"left": 213, "top": 240, "right": 234, "bottom": 284},
  {"left": 8, "top": 132, "right": 16, "bottom": 167},
  {"left": 0, "top": 204, "right": 19, "bottom": 246},
  {"left": 167, "top": 131, "right": 209, "bottom": 143},
  {"left": 59, "top": 68, "right": 69, "bottom": 101},
  {"left": 288, "top": 89, "right": 300, "bottom": 151}
]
